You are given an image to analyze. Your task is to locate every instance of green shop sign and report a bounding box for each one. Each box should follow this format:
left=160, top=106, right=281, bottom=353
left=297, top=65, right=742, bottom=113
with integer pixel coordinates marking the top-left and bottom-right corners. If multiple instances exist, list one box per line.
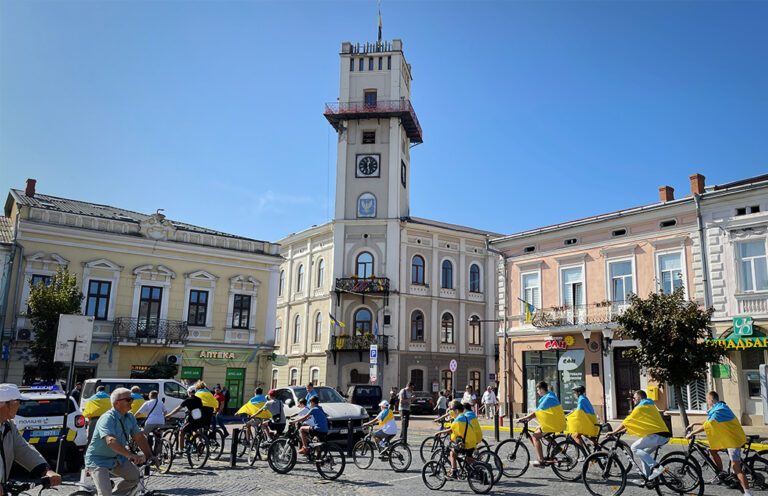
left=181, top=367, right=203, bottom=380
left=712, top=364, right=731, bottom=379
left=183, top=348, right=252, bottom=362
left=707, top=317, right=767, bottom=350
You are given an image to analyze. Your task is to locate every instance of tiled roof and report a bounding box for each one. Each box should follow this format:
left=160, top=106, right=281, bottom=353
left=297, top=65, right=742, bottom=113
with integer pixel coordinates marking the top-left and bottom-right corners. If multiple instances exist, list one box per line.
left=10, top=189, right=268, bottom=243
left=0, top=216, right=13, bottom=245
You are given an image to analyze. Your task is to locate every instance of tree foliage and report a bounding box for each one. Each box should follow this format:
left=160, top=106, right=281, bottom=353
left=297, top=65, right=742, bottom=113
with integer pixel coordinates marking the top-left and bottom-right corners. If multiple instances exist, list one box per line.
left=145, top=361, right=178, bottom=379
left=615, top=288, right=727, bottom=427
left=27, top=268, right=84, bottom=381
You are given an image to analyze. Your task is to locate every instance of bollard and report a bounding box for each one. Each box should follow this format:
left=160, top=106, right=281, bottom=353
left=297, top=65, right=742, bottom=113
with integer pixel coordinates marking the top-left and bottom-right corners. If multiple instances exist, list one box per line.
left=347, top=419, right=354, bottom=457
left=494, top=412, right=500, bottom=442
left=231, top=428, right=240, bottom=467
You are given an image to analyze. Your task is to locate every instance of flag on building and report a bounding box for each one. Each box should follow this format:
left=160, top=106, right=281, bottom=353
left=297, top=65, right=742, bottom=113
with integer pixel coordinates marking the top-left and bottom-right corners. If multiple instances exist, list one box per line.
left=377, top=5, right=382, bottom=42
left=374, top=320, right=379, bottom=337
left=518, top=297, right=535, bottom=323
left=330, top=314, right=345, bottom=328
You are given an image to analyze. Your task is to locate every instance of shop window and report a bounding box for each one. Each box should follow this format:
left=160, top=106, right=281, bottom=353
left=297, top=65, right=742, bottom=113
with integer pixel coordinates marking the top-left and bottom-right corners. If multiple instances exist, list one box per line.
left=523, top=349, right=585, bottom=413
left=743, top=349, right=765, bottom=398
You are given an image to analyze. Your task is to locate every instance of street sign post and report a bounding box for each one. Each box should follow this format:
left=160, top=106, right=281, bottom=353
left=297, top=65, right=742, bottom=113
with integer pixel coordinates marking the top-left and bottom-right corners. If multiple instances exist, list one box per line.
left=370, top=344, right=378, bottom=382
left=449, top=359, right=457, bottom=372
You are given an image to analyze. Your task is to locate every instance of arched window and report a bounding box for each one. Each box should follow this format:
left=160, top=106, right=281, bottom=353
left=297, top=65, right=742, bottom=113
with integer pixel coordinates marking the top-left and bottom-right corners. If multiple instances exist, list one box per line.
left=317, top=259, right=325, bottom=288
left=310, top=367, right=320, bottom=386
left=411, top=255, right=425, bottom=284
left=271, top=369, right=279, bottom=389
left=289, top=368, right=298, bottom=386
left=469, top=370, right=481, bottom=394
left=297, top=264, right=304, bottom=292
left=275, top=319, right=282, bottom=346
left=354, top=308, right=372, bottom=336
left=356, top=252, right=374, bottom=278
left=469, top=315, right=481, bottom=346
left=469, top=264, right=481, bottom=293
left=441, top=312, right=454, bottom=343
left=411, top=310, right=424, bottom=341
left=293, top=315, right=301, bottom=343
left=279, top=270, right=285, bottom=296
left=441, top=260, right=453, bottom=289
left=314, top=313, right=322, bottom=342
left=441, top=370, right=453, bottom=394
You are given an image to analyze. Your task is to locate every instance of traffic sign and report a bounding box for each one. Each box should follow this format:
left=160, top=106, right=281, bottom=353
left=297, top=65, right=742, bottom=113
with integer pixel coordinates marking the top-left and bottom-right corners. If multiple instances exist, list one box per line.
left=449, top=359, right=457, bottom=372
left=369, top=363, right=377, bottom=382
left=370, top=345, right=378, bottom=364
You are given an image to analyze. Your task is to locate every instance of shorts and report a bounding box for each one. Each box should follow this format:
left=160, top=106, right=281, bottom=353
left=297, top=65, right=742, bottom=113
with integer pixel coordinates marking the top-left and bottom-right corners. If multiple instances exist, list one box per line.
left=727, top=448, right=742, bottom=462
left=454, top=447, right=475, bottom=456
left=268, top=421, right=286, bottom=435
left=309, top=428, right=328, bottom=442
left=374, top=430, right=394, bottom=440
left=182, top=420, right=206, bottom=436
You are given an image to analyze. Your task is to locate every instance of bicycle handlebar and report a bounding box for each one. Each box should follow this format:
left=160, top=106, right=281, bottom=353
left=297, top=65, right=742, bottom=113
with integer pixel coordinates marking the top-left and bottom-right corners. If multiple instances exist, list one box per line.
left=2, top=477, right=50, bottom=494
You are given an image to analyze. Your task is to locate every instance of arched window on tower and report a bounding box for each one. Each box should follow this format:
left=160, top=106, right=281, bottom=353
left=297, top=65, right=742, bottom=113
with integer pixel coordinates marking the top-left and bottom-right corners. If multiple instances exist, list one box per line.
left=356, top=252, right=374, bottom=278
left=354, top=308, right=372, bottom=336
left=412, top=255, right=425, bottom=284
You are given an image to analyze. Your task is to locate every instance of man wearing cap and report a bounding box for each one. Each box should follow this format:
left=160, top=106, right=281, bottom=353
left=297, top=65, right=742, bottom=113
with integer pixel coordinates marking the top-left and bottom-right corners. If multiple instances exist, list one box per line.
left=165, top=386, right=205, bottom=452
left=212, top=386, right=227, bottom=438
left=84, top=387, right=156, bottom=496
left=0, top=384, right=62, bottom=493
left=252, top=390, right=285, bottom=443
left=363, top=400, right=397, bottom=449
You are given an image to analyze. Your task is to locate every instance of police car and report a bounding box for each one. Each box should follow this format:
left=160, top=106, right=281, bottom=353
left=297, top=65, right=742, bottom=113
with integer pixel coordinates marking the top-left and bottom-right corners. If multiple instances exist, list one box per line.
left=15, top=385, right=87, bottom=472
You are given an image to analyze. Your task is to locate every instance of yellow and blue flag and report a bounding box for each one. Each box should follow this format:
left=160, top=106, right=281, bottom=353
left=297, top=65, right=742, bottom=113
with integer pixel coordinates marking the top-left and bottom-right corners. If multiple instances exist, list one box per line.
left=535, top=391, right=566, bottom=433
left=130, top=392, right=146, bottom=418
left=704, top=402, right=746, bottom=450
left=622, top=398, right=669, bottom=437
left=195, top=389, right=219, bottom=410
left=83, top=391, right=111, bottom=418
left=329, top=314, right=345, bottom=328
left=464, top=410, right=484, bottom=442
left=566, top=395, right=599, bottom=437
left=235, top=394, right=271, bottom=418
left=518, top=298, right=535, bottom=323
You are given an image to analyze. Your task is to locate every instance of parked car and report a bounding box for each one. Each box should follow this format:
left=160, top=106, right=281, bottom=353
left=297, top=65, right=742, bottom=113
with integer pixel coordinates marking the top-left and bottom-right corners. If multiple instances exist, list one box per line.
left=16, top=386, right=87, bottom=472
left=346, top=385, right=382, bottom=417
left=80, top=378, right=188, bottom=419
left=410, top=391, right=435, bottom=415
left=275, top=386, right=368, bottom=441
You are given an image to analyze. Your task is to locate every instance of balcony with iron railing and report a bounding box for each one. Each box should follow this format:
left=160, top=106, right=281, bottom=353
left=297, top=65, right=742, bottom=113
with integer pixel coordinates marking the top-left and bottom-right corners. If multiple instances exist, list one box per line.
left=329, top=334, right=389, bottom=364
left=334, top=277, right=391, bottom=305
left=113, top=317, right=188, bottom=345
left=324, top=100, right=422, bottom=143
left=507, top=302, right=631, bottom=329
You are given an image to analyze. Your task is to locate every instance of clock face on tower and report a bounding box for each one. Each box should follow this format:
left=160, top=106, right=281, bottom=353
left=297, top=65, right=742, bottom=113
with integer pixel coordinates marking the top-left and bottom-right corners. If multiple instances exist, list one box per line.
left=356, top=154, right=380, bottom=178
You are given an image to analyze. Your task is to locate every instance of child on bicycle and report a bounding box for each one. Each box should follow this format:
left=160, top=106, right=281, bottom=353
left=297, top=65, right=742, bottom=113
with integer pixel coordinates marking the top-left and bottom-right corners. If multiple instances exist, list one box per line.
left=363, top=400, right=397, bottom=449
left=165, top=386, right=206, bottom=453
left=463, top=402, right=483, bottom=445
left=516, top=381, right=566, bottom=467
left=686, top=391, right=751, bottom=496
left=436, top=401, right=477, bottom=479
left=292, top=396, right=329, bottom=455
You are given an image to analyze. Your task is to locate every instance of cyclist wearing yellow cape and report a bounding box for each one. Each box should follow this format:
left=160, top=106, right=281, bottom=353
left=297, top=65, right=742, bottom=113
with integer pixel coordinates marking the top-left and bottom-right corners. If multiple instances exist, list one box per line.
left=608, top=390, right=670, bottom=485
left=566, top=385, right=598, bottom=453
left=687, top=391, right=751, bottom=496
left=517, top=381, right=566, bottom=467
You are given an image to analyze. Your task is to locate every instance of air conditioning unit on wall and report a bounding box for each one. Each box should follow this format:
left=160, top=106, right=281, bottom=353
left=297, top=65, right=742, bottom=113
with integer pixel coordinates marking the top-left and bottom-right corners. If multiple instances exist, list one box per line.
left=166, top=354, right=182, bottom=365
left=16, top=329, right=32, bottom=341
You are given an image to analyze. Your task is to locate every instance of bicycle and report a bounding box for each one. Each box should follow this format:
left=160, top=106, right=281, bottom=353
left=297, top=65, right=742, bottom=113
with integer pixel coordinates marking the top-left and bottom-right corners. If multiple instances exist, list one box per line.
left=246, top=417, right=278, bottom=466
left=232, top=416, right=257, bottom=459
left=160, top=420, right=210, bottom=469
left=266, top=423, right=346, bottom=480
left=69, top=461, right=166, bottom=496
left=421, top=440, right=494, bottom=494
left=204, top=423, right=227, bottom=461
left=420, top=419, right=490, bottom=463
left=127, top=427, right=174, bottom=475
left=1, top=477, right=50, bottom=496
left=353, top=425, right=412, bottom=472
left=494, top=417, right=583, bottom=481
left=582, top=431, right=704, bottom=496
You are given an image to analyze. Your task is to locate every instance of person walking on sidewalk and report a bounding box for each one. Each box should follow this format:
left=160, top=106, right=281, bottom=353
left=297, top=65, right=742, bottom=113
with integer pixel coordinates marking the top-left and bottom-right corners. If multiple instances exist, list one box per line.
left=398, top=382, right=414, bottom=444
left=481, top=386, right=497, bottom=419
left=434, top=390, right=448, bottom=419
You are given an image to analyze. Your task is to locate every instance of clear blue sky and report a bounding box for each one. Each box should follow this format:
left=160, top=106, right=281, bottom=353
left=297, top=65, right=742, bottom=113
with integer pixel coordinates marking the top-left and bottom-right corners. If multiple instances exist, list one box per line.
left=2, top=0, right=766, bottom=242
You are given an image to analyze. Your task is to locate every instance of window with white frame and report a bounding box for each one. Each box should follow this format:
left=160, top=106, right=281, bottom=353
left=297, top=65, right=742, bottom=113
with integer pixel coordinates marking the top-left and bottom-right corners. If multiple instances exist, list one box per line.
left=293, top=315, right=301, bottom=343
left=521, top=272, right=540, bottom=312
left=469, top=264, right=481, bottom=293
left=658, top=253, right=684, bottom=294
left=279, top=270, right=285, bottom=296
left=441, top=260, right=453, bottom=289
left=289, top=368, right=298, bottom=386
left=739, top=240, right=768, bottom=292
left=182, top=270, right=217, bottom=328
left=310, top=367, right=320, bottom=386
left=561, top=267, right=584, bottom=307
left=314, top=313, right=322, bottom=342
left=608, top=260, right=634, bottom=302
left=228, top=275, right=259, bottom=331
left=440, top=312, right=454, bottom=344
left=667, top=378, right=707, bottom=412
left=271, top=369, right=279, bottom=389
left=296, top=264, right=304, bottom=292
left=317, top=260, right=325, bottom=288
left=275, top=319, right=282, bottom=346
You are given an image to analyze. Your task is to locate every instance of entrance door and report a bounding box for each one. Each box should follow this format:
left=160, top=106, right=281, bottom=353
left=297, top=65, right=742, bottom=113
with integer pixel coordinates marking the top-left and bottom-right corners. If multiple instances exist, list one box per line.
left=225, top=368, right=245, bottom=415
left=613, top=347, right=640, bottom=418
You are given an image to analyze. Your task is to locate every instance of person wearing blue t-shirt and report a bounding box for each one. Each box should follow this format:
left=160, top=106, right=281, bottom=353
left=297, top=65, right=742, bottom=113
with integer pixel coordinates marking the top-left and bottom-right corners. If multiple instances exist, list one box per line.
left=305, top=382, right=318, bottom=403
left=292, top=396, right=328, bottom=455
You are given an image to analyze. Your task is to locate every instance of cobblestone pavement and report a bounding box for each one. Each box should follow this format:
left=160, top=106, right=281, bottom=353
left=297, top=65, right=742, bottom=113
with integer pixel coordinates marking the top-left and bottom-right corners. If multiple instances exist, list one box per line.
left=50, top=423, right=726, bottom=496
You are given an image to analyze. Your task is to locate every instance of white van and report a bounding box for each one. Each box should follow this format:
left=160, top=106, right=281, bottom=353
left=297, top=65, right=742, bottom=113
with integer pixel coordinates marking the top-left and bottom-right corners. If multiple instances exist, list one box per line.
left=80, top=378, right=188, bottom=420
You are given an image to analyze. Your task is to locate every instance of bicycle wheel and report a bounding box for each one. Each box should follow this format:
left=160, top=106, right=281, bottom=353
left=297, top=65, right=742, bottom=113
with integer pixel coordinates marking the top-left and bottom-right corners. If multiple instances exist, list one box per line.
left=746, top=455, right=768, bottom=491
left=315, top=443, right=346, bottom=480
left=552, top=437, right=587, bottom=482
left=495, top=438, right=530, bottom=478
left=267, top=438, right=297, bottom=474
left=582, top=451, right=626, bottom=496
left=420, top=435, right=441, bottom=463
left=247, top=436, right=261, bottom=466
left=388, top=441, right=412, bottom=472
left=235, top=427, right=250, bottom=458
left=475, top=449, right=503, bottom=484
left=467, top=462, right=494, bottom=494
left=353, top=439, right=375, bottom=469
left=478, top=438, right=490, bottom=452
left=208, top=429, right=226, bottom=460
left=422, top=460, right=447, bottom=490
left=654, top=456, right=703, bottom=496
left=187, top=432, right=210, bottom=469
left=155, top=438, right=174, bottom=474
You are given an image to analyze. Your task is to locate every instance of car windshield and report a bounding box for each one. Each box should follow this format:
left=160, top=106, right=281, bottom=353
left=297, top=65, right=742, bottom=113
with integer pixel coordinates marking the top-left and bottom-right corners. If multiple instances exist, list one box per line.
left=82, top=382, right=159, bottom=400
left=18, top=398, right=76, bottom=417
left=294, top=387, right=345, bottom=403
left=353, top=387, right=380, bottom=397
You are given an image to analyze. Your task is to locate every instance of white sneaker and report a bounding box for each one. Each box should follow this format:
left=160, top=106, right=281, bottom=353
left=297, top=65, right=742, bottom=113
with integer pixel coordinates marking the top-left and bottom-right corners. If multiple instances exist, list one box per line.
left=379, top=441, right=387, bottom=449
left=577, top=455, right=585, bottom=462
left=708, top=475, right=721, bottom=485
left=648, top=465, right=666, bottom=480
left=743, top=490, right=753, bottom=496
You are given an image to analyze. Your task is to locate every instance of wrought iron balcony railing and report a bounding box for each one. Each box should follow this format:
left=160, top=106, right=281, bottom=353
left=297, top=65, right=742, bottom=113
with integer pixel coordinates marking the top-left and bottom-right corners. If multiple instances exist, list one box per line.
left=324, top=100, right=422, bottom=143
left=335, top=277, right=390, bottom=294
left=113, top=317, right=188, bottom=345
left=329, top=334, right=389, bottom=364
left=506, top=302, right=630, bottom=329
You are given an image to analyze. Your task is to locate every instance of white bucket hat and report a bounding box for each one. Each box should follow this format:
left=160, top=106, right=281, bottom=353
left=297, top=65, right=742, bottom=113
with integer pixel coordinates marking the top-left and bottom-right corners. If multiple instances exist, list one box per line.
left=0, top=384, right=26, bottom=402
left=379, top=400, right=389, bottom=408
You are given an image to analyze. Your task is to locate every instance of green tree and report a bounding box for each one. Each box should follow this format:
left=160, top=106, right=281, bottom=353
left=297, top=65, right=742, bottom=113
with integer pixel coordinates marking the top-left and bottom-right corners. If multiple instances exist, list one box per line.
left=145, top=361, right=178, bottom=379
left=615, top=288, right=727, bottom=429
left=27, top=268, right=84, bottom=382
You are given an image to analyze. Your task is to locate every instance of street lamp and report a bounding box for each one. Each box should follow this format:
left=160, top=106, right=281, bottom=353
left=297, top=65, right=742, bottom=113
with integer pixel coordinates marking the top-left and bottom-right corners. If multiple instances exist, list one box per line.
left=581, top=329, right=592, bottom=343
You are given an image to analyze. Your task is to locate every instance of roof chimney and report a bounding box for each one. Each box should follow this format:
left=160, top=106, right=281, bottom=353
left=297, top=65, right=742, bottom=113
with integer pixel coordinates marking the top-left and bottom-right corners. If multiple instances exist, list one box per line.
left=25, top=179, right=36, bottom=197
left=689, top=173, right=705, bottom=195
left=659, top=185, right=674, bottom=202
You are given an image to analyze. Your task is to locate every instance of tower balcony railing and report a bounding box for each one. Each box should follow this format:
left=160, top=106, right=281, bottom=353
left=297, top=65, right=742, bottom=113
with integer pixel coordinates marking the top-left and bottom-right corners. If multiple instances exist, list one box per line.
left=329, top=334, right=389, bottom=364
left=504, top=302, right=631, bottom=329
left=335, top=276, right=390, bottom=294
left=113, top=317, right=189, bottom=345
left=324, top=100, right=423, bottom=143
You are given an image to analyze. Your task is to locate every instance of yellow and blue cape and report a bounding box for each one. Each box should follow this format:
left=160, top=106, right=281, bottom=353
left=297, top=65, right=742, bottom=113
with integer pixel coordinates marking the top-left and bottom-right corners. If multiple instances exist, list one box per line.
left=235, top=394, right=271, bottom=418
left=377, top=408, right=395, bottom=427
left=83, top=391, right=111, bottom=418
left=622, top=398, right=669, bottom=437
left=195, top=389, right=219, bottom=410
left=450, top=413, right=477, bottom=449
left=464, top=410, right=484, bottom=442
left=704, top=402, right=746, bottom=450
left=535, top=391, right=566, bottom=433
left=566, top=395, right=599, bottom=437
left=130, top=392, right=146, bottom=418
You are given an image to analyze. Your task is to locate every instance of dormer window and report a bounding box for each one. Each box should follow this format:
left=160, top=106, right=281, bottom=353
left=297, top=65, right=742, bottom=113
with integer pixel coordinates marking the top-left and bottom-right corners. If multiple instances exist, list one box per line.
left=659, top=219, right=677, bottom=229
left=611, top=228, right=627, bottom=237
left=564, top=238, right=578, bottom=246
left=523, top=246, right=536, bottom=254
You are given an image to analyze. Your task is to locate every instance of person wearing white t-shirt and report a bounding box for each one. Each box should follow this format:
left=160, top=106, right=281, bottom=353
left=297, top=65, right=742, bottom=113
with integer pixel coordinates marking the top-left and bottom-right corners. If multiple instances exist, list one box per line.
left=462, top=386, right=477, bottom=413
left=363, top=400, right=397, bottom=449
left=136, top=390, right=168, bottom=442
left=481, top=386, right=497, bottom=419
left=290, top=398, right=315, bottom=427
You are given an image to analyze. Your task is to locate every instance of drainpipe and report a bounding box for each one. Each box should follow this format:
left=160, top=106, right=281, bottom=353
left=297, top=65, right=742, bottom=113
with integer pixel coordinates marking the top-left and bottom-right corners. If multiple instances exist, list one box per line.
left=694, top=193, right=715, bottom=392
left=485, top=238, right=510, bottom=419
left=3, top=214, right=23, bottom=381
